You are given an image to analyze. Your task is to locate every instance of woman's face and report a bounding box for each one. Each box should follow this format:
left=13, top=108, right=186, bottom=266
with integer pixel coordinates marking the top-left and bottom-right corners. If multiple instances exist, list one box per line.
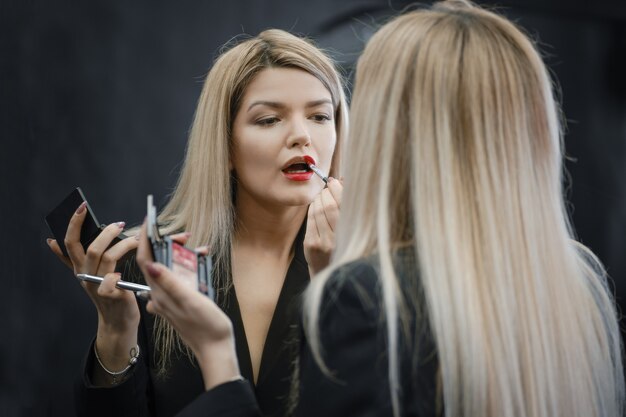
left=231, top=67, right=336, bottom=208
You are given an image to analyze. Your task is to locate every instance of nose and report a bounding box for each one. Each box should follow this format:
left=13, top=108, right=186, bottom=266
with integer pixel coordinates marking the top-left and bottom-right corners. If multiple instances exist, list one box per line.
left=286, top=118, right=311, bottom=149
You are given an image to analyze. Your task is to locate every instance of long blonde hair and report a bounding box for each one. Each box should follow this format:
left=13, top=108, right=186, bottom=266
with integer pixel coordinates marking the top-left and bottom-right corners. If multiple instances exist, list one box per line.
left=305, top=2, right=624, bottom=416
left=153, top=29, right=348, bottom=373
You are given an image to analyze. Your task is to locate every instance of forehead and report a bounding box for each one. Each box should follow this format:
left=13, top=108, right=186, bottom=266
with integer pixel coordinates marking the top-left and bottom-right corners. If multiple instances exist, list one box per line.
left=241, top=67, right=332, bottom=105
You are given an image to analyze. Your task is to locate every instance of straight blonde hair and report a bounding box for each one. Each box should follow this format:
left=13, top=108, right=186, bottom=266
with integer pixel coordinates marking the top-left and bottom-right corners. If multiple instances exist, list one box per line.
left=305, top=2, right=624, bottom=416
left=153, top=29, right=348, bottom=374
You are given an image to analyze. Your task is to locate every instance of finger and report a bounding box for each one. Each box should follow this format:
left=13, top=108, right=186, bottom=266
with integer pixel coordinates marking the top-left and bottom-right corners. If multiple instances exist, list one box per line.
left=136, top=221, right=153, bottom=267
left=64, top=202, right=88, bottom=267
left=326, top=177, right=343, bottom=206
left=195, top=246, right=210, bottom=256
left=305, top=199, right=320, bottom=242
left=138, top=263, right=185, bottom=316
left=313, top=196, right=334, bottom=248
left=84, top=221, right=126, bottom=273
left=97, top=272, right=123, bottom=298
left=141, top=262, right=191, bottom=305
left=319, top=189, right=339, bottom=232
left=97, top=236, right=139, bottom=275
left=79, top=278, right=101, bottom=296
left=47, top=238, right=75, bottom=270
left=170, top=232, right=191, bottom=245
left=312, top=197, right=324, bottom=237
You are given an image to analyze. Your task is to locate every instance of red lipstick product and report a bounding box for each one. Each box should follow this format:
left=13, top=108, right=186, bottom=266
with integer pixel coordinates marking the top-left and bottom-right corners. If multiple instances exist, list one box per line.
left=303, top=155, right=328, bottom=184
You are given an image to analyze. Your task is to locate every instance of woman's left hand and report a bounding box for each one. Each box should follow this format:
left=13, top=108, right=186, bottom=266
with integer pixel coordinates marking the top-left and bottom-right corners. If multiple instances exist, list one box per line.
left=304, top=177, right=343, bottom=277
left=135, top=221, right=241, bottom=390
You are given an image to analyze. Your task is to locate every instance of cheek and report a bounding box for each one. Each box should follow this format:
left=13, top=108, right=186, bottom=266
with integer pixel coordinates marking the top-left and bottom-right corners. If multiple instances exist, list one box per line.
left=319, top=130, right=337, bottom=169
left=232, top=131, right=277, bottom=179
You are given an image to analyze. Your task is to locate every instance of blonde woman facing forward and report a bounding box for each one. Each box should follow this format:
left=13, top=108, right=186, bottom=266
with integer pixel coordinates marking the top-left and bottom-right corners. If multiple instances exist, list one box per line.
left=48, top=29, right=347, bottom=417
left=133, top=1, right=624, bottom=416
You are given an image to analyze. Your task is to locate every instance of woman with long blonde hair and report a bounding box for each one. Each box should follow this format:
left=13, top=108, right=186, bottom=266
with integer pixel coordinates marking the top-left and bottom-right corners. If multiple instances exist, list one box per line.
left=49, top=29, right=347, bottom=417
left=132, top=1, right=624, bottom=416
left=302, top=1, right=624, bottom=416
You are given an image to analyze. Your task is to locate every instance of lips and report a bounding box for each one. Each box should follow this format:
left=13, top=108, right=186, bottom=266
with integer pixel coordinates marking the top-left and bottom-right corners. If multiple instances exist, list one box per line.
left=282, top=156, right=315, bottom=181
left=282, top=162, right=310, bottom=173
left=281, top=156, right=315, bottom=171
left=303, top=155, right=315, bottom=166
left=283, top=171, right=314, bottom=181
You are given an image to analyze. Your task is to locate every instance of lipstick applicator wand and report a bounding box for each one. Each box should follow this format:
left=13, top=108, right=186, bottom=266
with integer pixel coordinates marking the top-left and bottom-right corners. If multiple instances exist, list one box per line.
left=303, top=155, right=328, bottom=184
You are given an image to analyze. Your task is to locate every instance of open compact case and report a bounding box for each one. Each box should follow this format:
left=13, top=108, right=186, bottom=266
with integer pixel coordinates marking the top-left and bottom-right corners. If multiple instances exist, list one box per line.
left=147, top=195, right=214, bottom=300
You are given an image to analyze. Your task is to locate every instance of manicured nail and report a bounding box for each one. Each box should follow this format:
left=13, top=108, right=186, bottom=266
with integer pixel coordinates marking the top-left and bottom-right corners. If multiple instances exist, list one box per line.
left=115, top=221, right=126, bottom=229
left=136, top=290, right=151, bottom=301
left=76, top=202, right=87, bottom=214
left=146, top=262, right=161, bottom=278
left=46, top=238, right=53, bottom=245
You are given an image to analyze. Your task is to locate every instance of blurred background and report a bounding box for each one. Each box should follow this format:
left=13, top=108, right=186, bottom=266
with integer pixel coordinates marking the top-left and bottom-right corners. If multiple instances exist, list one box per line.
left=1, top=0, right=625, bottom=415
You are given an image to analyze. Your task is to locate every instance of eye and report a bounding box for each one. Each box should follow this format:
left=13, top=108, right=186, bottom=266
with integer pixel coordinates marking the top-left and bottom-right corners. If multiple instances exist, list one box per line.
left=256, top=116, right=280, bottom=126
left=311, top=114, right=332, bottom=123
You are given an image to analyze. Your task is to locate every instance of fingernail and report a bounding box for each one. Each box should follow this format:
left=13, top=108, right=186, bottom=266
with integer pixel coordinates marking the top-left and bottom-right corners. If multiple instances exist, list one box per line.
left=115, top=221, right=126, bottom=229
left=136, top=291, right=151, bottom=301
left=327, top=176, right=335, bottom=182
left=46, top=238, right=53, bottom=245
left=134, top=234, right=140, bottom=241
left=146, top=262, right=161, bottom=278
left=76, top=202, right=87, bottom=214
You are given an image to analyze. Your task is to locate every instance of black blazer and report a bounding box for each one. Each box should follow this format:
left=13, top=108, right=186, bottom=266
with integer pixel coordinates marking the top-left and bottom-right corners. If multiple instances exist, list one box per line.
left=74, top=226, right=310, bottom=417
left=176, top=248, right=441, bottom=417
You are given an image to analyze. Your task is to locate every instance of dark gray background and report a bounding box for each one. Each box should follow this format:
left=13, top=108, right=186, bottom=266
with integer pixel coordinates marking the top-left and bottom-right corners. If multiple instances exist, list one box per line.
left=1, top=1, right=625, bottom=416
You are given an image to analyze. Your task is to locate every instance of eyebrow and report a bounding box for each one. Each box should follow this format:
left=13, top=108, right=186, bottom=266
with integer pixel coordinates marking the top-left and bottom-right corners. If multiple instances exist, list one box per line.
left=247, top=98, right=333, bottom=112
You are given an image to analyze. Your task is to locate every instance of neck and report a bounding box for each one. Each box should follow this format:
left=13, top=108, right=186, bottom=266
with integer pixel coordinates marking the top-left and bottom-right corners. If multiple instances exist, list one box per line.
left=234, top=192, right=307, bottom=257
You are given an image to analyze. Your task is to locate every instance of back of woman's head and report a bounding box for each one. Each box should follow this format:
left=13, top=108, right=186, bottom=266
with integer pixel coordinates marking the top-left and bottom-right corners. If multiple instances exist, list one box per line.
left=306, top=1, right=624, bottom=416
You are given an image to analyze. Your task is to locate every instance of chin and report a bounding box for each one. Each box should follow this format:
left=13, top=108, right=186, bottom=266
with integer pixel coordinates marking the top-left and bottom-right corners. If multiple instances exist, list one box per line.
left=279, top=194, right=315, bottom=207
left=276, top=187, right=319, bottom=207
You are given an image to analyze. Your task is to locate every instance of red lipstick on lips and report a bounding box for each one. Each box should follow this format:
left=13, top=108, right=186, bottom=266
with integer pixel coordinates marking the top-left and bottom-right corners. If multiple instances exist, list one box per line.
left=284, top=171, right=314, bottom=181
left=282, top=158, right=314, bottom=181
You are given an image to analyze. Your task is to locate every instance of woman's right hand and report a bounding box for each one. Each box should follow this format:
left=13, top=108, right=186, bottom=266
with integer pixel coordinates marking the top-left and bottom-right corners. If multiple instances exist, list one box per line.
left=304, top=177, right=343, bottom=277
